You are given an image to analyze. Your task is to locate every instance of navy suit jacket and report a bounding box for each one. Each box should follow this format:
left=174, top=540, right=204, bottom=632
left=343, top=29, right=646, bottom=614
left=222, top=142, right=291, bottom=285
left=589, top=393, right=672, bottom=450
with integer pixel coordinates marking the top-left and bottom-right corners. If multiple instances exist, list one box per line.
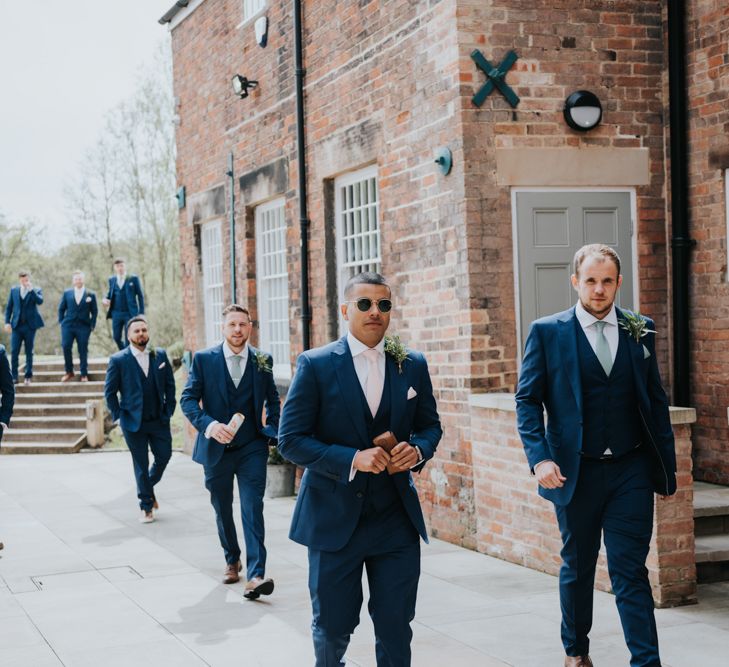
left=180, top=343, right=280, bottom=468
left=104, top=347, right=176, bottom=433
left=515, top=306, right=676, bottom=506
left=5, top=286, right=44, bottom=330
left=278, top=336, right=442, bottom=552
left=0, top=345, right=14, bottom=427
left=58, top=289, right=98, bottom=329
left=105, top=275, right=144, bottom=319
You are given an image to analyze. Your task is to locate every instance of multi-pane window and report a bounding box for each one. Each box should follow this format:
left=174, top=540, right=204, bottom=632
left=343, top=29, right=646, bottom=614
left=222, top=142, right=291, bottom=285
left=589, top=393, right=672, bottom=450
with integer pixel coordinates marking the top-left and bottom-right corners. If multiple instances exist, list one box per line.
left=335, top=166, right=381, bottom=329
left=255, top=199, right=291, bottom=378
left=201, top=220, right=225, bottom=348
left=243, top=0, right=266, bottom=22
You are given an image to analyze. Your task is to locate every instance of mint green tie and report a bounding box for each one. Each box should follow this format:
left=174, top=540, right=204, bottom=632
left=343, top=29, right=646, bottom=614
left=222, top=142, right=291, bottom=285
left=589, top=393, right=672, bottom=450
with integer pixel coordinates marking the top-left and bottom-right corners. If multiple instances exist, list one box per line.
left=230, top=355, right=242, bottom=388
left=594, top=321, right=613, bottom=377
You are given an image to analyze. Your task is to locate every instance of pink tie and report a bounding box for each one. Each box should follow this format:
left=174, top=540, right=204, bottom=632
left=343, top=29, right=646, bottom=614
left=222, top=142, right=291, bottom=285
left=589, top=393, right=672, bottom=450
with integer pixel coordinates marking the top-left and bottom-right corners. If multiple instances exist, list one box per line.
left=364, top=348, right=383, bottom=417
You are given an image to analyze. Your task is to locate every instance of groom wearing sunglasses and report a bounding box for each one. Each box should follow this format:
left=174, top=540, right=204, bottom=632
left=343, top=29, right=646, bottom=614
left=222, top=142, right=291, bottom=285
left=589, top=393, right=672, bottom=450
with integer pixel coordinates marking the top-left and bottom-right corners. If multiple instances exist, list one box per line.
left=279, top=271, right=442, bottom=666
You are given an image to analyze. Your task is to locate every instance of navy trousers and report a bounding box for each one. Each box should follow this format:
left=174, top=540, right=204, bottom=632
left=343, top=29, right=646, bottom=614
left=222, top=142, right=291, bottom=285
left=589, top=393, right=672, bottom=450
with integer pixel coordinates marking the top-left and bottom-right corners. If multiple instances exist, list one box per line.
left=555, top=450, right=660, bottom=667
left=10, top=324, right=37, bottom=380
left=61, top=324, right=91, bottom=376
left=122, top=420, right=172, bottom=511
left=111, top=313, right=130, bottom=350
left=204, top=440, right=268, bottom=580
left=308, top=500, right=420, bottom=667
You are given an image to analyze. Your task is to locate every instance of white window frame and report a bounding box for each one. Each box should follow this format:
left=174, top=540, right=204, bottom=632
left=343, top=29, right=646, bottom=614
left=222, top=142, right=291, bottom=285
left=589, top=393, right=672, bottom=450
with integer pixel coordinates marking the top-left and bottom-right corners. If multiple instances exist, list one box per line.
left=334, top=165, right=381, bottom=333
left=241, top=0, right=266, bottom=24
left=201, top=220, right=225, bottom=348
left=255, top=198, right=291, bottom=379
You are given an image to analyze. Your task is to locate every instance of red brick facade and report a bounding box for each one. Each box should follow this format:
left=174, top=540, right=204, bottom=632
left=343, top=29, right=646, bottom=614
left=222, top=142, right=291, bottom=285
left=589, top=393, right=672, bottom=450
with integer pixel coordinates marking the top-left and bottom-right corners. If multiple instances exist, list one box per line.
left=165, top=0, right=722, bottom=601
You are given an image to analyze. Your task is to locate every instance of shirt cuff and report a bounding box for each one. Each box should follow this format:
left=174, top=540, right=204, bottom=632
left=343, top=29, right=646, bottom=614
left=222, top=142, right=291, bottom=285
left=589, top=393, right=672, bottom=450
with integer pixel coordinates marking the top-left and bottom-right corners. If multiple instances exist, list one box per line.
left=533, top=459, right=552, bottom=473
left=348, top=452, right=358, bottom=482
left=0, top=422, right=7, bottom=433
left=204, top=420, right=220, bottom=439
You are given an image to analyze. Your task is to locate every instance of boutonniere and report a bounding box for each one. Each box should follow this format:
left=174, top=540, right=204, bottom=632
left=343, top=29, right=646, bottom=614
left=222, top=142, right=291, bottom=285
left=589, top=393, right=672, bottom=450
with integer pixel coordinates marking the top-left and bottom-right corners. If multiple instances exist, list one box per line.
left=619, top=311, right=655, bottom=343
left=384, top=334, right=409, bottom=374
left=254, top=351, right=273, bottom=373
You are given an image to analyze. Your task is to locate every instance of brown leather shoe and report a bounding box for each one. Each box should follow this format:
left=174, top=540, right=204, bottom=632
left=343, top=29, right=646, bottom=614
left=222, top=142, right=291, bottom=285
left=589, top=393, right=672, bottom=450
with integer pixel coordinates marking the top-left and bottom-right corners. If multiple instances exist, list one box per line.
left=152, top=495, right=159, bottom=510
left=565, top=656, right=593, bottom=667
left=223, top=561, right=242, bottom=584
left=80, top=376, right=89, bottom=382
left=243, top=576, right=274, bottom=600
left=0, top=541, right=4, bottom=550
left=61, top=372, right=75, bottom=382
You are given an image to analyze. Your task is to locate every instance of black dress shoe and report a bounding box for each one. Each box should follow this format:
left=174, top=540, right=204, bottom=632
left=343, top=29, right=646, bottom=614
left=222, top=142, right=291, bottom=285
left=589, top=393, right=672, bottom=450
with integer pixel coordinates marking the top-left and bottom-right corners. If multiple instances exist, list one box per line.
left=243, top=576, right=274, bottom=599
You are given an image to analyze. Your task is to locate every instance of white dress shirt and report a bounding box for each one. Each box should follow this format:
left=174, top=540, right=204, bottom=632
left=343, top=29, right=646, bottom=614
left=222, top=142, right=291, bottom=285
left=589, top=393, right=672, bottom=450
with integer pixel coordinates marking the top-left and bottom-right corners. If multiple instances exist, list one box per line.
left=575, top=301, right=619, bottom=364
left=348, top=332, right=386, bottom=399
left=20, top=286, right=27, bottom=299
left=74, top=286, right=84, bottom=305
left=204, top=341, right=249, bottom=439
left=117, top=274, right=126, bottom=289
left=130, top=345, right=150, bottom=376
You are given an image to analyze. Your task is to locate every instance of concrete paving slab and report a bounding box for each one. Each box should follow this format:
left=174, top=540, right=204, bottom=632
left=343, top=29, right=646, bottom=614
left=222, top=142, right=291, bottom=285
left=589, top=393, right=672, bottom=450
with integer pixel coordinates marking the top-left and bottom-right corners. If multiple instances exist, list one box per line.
left=0, top=452, right=727, bottom=666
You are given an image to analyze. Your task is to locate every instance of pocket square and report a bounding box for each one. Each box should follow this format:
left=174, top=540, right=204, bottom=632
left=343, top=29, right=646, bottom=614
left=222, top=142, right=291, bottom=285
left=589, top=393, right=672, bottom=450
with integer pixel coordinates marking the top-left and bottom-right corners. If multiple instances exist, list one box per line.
left=158, top=362, right=166, bottom=369
left=85, top=296, right=92, bottom=303
left=642, top=345, right=651, bottom=360
left=407, top=386, right=417, bottom=400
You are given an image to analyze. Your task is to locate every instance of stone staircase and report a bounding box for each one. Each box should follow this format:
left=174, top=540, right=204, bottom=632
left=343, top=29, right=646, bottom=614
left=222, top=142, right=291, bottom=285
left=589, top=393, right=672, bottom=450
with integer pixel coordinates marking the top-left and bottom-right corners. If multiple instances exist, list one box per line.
left=694, top=481, right=729, bottom=582
left=2, top=358, right=108, bottom=454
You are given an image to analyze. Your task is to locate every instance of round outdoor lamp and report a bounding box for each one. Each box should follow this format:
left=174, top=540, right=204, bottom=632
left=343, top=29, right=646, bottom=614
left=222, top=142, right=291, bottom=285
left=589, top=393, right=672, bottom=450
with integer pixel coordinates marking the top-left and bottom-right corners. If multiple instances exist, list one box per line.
left=563, top=90, right=602, bottom=131
left=232, top=74, right=258, bottom=99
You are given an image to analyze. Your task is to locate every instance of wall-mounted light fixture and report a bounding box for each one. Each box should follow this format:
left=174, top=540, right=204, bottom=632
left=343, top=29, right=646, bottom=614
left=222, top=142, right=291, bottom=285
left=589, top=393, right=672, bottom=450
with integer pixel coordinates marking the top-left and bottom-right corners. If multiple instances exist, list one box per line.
left=232, top=74, right=258, bottom=99
left=563, top=90, right=602, bottom=131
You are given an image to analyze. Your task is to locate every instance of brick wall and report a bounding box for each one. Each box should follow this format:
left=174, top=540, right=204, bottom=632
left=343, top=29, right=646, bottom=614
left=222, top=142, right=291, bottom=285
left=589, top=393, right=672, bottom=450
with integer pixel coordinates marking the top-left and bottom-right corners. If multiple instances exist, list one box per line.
left=685, top=1, right=729, bottom=483
left=470, top=397, right=697, bottom=608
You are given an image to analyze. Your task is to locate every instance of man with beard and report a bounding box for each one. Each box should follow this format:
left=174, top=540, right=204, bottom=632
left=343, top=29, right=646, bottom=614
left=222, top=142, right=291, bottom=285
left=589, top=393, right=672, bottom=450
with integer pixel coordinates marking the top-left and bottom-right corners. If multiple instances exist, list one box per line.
left=58, top=271, right=98, bottom=382
left=181, top=304, right=280, bottom=599
left=105, top=315, right=176, bottom=523
left=4, top=270, right=44, bottom=385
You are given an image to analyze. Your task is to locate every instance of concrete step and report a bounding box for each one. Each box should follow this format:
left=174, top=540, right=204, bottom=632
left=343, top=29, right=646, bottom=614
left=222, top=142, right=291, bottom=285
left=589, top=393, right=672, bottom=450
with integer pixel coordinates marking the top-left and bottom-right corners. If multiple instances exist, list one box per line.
left=0, top=437, right=86, bottom=455
left=3, top=428, right=86, bottom=443
left=15, top=381, right=105, bottom=395
left=10, top=403, right=88, bottom=417
left=22, top=371, right=106, bottom=383
left=25, top=359, right=108, bottom=373
left=10, top=416, right=87, bottom=430
left=694, top=481, right=729, bottom=536
left=695, top=534, right=729, bottom=583
left=10, top=392, right=103, bottom=405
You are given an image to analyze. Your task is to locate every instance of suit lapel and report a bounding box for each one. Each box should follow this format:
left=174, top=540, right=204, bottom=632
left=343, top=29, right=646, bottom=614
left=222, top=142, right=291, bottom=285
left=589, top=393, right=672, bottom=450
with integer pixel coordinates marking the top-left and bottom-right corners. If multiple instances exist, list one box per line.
left=557, top=309, right=583, bottom=414
left=215, top=345, right=231, bottom=413
left=616, top=308, right=649, bottom=405
left=387, top=353, right=408, bottom=433
left=125, top=347, right=142, bottom=391
left=249, top=346, right=262, bottom=427
left=332, top=338, right=370, bottom=448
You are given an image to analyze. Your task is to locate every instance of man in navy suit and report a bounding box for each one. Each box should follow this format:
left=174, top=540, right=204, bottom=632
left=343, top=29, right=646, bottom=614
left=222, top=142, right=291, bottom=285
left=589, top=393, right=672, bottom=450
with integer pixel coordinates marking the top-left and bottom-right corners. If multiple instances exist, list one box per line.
left=181, top=304, right=280, bottom=598
left=4, top=271, right=44, bottom=384
left=102, top=258, right=145, bottom=350
left=516, top=244, right=676, bottom=667
left=0, top=343, right=15, bottom=550
left=58, top=271, right=98, bottom=382
left=105, top=315, right=176, bottom=523
left=278, top=272, right=442, bottom=667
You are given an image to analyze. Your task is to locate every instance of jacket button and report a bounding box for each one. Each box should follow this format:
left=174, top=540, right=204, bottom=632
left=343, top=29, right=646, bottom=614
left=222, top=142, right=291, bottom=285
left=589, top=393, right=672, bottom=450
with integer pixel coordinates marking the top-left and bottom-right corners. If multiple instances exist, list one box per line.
left=356, top=492, right=364, bottom=499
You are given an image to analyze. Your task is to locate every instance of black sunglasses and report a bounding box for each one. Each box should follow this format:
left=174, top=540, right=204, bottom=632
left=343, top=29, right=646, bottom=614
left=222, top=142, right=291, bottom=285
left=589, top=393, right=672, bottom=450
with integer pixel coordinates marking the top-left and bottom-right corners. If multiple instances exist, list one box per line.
left=347, top=298, right=392, bottom=313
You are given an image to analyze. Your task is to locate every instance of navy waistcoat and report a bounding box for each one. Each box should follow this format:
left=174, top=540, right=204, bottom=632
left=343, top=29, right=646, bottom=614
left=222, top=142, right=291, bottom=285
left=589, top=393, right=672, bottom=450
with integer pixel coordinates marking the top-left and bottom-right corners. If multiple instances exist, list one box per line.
left=224, top=360, right=258, bottom=447
left=577, top=322, right=642, bottom=458
left=18, top=293, right=32, bottom=326
left=358, top=368, right=401, bottom=517
left=112, top=281, right=130, bottom=315
left=137, top=360, right=161, bottom=423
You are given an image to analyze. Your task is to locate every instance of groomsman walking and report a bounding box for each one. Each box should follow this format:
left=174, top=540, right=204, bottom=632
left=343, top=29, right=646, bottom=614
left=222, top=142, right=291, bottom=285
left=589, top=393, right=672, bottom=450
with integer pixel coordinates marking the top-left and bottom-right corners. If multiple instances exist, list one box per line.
left=58, top=271, right=98, bottom=382
left=102, top=258, right=145, bottom=350
left=181, top=304, right=280, bottom=599
left=516, top=244, right=676, bottom=667
left=278, top=272, right=442, bottom=666
left=105, top=315, right=176, bottom=523
left=4, top=271, right=44, bottom=384
left=0, top=343, right=15, bottom=551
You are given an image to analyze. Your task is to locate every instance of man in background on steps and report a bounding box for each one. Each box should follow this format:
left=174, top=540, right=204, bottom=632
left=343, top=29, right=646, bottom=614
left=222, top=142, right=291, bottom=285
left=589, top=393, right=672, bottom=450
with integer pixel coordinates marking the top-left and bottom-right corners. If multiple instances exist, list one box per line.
left=4, top=270, right=44, bottom=385
left=58, top=271, right=98, bottom=382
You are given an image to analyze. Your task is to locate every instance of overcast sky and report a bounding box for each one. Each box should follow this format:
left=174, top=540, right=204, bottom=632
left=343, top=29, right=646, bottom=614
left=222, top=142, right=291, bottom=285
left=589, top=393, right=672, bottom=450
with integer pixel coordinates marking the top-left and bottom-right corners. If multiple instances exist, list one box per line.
left=0, top=0, right=174, bottom=246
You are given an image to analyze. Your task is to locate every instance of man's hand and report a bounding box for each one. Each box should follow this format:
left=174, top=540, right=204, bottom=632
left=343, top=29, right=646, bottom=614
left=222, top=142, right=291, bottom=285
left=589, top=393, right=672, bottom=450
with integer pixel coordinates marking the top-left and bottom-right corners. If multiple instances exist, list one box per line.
left=387, top=442, right=419, bottom=472
left=102, top=298, right=111, bottom=308
left=3, top=324, right=10, bottom=333
left=353, top=447, right=390, bottom=474
left=535, top=460, right=566, bottom=489
left=210, top=423, right=236, bottom=444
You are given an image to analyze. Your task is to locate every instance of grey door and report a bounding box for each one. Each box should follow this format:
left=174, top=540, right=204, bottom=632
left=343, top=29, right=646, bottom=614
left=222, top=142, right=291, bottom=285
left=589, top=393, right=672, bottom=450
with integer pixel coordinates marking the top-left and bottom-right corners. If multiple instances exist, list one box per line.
left=515, top=191, right=633, bottom=348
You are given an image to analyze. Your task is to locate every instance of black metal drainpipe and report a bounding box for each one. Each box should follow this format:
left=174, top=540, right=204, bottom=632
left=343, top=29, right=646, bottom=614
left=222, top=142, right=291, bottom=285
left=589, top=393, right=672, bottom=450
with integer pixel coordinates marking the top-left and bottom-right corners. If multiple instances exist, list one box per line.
left=294, top=0, right=311, bottom=350
left=227, top=152, right=237, bottom=302
left=667, top=0, right=694, bottom=407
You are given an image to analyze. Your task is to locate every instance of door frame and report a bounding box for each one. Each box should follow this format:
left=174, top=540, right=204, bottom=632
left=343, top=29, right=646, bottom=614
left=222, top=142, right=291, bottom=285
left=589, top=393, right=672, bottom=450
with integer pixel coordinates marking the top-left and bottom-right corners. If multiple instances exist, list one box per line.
left=510, top=187, right=639, bottom=366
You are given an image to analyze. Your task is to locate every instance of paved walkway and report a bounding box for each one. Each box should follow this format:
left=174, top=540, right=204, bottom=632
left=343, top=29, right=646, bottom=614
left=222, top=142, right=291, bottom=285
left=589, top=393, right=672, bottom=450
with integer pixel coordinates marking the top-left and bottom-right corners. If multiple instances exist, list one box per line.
left=0, top=452, right=727, bottom=667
